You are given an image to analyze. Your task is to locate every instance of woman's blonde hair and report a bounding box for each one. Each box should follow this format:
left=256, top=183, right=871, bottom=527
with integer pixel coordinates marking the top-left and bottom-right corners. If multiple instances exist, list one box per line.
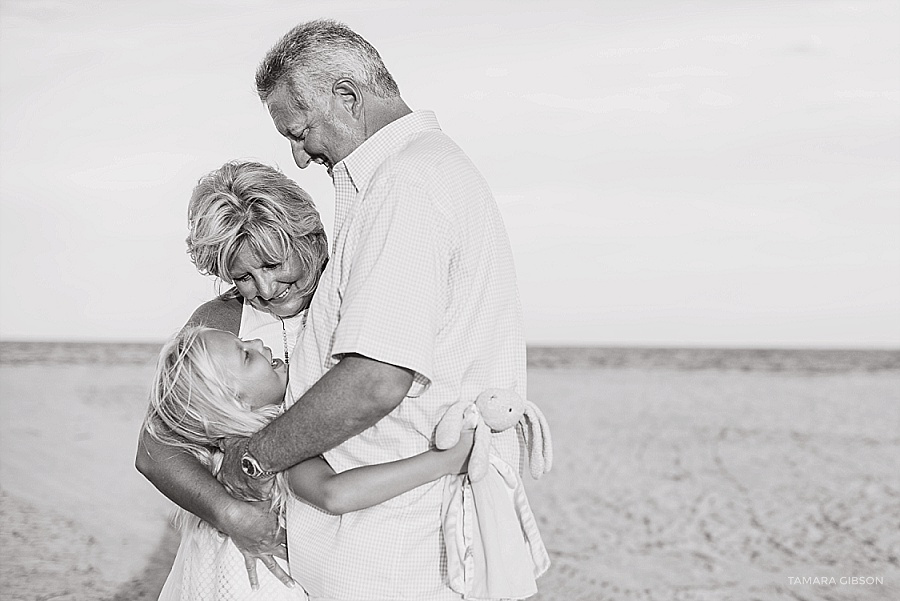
left=186, top=160, right=328, bottom=298
left=144, top=325, right=289, bottom=512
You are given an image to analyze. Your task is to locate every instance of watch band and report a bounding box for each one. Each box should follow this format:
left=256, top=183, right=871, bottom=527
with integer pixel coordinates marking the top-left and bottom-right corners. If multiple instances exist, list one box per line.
left=239, top=439, right=275, bottom=479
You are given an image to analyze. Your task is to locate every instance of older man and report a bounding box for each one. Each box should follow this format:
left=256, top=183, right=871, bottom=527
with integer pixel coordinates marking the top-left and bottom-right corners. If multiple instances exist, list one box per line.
left=143, top=19, right=537, bottom=601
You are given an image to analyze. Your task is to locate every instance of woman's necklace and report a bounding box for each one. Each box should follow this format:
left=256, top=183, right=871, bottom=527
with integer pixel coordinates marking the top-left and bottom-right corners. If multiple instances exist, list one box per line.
left=278, top=310, right=308, bottom=369
left=279, top=317, right=290, bottom=367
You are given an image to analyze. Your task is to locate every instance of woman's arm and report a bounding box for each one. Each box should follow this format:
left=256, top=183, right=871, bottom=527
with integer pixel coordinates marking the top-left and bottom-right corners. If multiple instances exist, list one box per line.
left=286, top=429, right=474, bottom=515
left=136, top=430, right=254, bottom=529
left=136, top=294, right=246, bottom=524
left=184, top=293, right=243, bottom=331
left=136, top=402, right=292, bottom=587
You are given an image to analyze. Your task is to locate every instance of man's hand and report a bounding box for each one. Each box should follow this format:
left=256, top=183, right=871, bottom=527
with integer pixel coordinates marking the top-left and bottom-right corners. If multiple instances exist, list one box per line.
left=218, top=437, right=274, bottom=502
left=221, top=497, right=294, bottom=589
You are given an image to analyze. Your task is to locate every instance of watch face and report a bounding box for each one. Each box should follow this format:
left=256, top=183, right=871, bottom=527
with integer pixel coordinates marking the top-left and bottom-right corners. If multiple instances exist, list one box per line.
left=241, top=456, right=257, bottom=477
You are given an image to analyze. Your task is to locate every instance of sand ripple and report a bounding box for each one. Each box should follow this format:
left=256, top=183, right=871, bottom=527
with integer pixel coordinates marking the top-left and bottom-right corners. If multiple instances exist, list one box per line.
left=525, top=368, right=900, bottom=600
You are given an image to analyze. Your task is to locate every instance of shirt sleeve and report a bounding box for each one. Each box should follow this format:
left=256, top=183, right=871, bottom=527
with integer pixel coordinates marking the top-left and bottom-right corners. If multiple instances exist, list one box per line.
left=331, top=173, right=451, bottom=395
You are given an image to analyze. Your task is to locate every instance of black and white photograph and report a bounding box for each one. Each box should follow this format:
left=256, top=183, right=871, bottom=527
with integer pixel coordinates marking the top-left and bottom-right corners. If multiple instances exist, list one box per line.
left=1, top=1, right=898, bottom=600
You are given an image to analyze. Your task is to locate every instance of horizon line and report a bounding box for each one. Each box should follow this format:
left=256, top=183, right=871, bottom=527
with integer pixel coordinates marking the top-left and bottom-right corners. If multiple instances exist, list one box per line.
left=1, top=338, right=898, bottom=352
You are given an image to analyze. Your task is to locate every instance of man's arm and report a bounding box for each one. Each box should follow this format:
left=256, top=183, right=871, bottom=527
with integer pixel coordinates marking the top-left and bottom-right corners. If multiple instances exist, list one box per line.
left=218, top=353, right=414, bottom=498
left=257, top=354, right=413, bottom=470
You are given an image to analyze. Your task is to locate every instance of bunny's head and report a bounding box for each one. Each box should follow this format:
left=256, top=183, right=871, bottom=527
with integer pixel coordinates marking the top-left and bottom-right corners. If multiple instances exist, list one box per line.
left=475, top=388, right=525, bottom=431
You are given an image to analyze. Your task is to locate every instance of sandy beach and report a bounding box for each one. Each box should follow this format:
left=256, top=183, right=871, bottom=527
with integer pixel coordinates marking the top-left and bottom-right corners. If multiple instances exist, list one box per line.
left=1, top=347, right=898, bottom=600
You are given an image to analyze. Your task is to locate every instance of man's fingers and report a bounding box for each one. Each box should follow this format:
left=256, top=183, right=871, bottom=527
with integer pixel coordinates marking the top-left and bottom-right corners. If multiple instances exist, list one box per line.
left=242, top=551, right=260, bottom=591
left=260, top=555, right=295, bottom=588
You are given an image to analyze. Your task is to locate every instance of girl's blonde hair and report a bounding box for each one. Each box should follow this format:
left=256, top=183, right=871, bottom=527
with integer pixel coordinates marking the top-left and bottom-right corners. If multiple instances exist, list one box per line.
left=144, top=325, right=289, bottom=513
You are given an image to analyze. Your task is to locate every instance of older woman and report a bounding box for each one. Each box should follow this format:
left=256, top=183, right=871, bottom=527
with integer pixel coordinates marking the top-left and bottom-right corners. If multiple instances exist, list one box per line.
left=136, top=160, right=328, bottom=588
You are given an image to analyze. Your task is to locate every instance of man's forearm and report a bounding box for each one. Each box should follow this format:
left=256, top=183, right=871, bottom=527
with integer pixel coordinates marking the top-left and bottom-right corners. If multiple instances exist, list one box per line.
left=136, top=429, right=235, bottom=530
left=249, top=354, right=414, bottom=472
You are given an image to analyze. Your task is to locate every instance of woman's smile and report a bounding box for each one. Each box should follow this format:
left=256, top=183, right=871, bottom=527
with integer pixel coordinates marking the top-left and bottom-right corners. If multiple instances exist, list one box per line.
left=269, top=286, right=294, bottom=303
left=229, top=247, right=313, bottom=318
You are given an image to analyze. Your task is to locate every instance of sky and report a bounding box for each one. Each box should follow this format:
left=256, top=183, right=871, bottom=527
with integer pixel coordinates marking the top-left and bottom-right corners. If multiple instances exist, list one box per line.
left=1, top=0, right=898, bottom=347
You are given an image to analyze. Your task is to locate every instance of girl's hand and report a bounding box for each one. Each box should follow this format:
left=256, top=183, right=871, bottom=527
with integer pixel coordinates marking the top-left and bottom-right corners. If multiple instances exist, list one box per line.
left=442, top=427, right=475, bottom=475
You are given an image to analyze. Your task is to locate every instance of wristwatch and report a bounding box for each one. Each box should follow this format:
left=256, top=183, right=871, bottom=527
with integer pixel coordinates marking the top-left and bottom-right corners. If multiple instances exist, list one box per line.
left=239, top=440, right=275, bottom=479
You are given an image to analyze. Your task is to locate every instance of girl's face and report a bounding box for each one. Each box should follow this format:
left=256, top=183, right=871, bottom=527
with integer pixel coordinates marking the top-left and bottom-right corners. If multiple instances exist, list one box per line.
left=202, top=330, right=288, bottom=410
left=229, top=246, right=313, bottom=319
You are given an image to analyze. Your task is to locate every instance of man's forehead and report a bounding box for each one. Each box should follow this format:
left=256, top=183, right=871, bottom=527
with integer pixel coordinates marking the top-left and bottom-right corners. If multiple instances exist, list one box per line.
left=267, top=84, right=305, bottom=123
left=267, top=98, right=298, bottom=128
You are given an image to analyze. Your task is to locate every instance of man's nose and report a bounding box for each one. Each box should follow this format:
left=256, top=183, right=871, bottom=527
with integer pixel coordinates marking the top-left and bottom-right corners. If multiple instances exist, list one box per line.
left=291, top=141, right=310, bottom=169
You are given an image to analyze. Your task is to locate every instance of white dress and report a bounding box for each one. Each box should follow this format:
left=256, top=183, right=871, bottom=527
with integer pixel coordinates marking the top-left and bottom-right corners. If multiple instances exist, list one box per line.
left=157, top=302, right=308, bottom=601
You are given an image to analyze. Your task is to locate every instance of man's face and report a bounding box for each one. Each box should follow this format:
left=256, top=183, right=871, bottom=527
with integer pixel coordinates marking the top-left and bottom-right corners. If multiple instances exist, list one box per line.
left=266, top=82, right=362, bottom=173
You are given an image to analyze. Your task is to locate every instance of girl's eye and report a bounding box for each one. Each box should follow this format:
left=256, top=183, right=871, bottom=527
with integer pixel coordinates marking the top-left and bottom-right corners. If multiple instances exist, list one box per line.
left=263, top=263, right=281, bottom=271
left=234, top=274, right=251, bottom=282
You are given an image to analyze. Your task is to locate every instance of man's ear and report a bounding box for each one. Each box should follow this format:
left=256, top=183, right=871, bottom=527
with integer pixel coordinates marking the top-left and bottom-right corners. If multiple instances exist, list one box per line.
left=332, top=78, right=363, bottom=119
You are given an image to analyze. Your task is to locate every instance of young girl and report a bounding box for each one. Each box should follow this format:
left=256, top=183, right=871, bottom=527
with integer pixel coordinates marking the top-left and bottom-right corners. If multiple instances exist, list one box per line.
left=144, top=325, right=473, bottom=601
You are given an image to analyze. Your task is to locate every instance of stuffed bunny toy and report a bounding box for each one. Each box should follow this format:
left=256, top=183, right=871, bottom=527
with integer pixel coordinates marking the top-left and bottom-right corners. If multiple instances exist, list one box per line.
left=435, top=388, right=552, bottom=481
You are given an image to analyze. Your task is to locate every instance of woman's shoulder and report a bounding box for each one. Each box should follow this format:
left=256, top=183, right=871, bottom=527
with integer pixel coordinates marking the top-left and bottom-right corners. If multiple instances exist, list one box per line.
left=185, top=290, right=243, bottom=335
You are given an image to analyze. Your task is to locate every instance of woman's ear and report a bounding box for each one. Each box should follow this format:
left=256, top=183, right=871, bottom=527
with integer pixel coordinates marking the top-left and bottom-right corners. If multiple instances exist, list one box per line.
left=332, top=78, right=364, bottom=119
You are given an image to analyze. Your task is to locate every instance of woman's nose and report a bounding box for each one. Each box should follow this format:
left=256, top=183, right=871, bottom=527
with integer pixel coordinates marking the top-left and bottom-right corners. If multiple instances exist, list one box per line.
left=255, top=275, right=278, bottom=299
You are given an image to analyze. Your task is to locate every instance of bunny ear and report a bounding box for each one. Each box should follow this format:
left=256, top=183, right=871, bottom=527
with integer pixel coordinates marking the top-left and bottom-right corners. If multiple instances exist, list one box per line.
left=524, top=401, right=553, bottom=479
left=435, top=399, right=470, bottom=450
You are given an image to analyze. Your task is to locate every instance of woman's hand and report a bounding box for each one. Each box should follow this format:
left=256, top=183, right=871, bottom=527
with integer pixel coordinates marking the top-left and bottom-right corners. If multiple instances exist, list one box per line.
left=219, top=497, right=294, bottom=590
left=216, top=438, right=294, bottom=589
left=441, top=427, right=476, bottom=476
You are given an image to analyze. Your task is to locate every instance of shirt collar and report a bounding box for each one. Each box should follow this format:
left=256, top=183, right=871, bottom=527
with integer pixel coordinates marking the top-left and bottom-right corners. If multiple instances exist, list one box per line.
left=338, top=110, right=440, bottom=193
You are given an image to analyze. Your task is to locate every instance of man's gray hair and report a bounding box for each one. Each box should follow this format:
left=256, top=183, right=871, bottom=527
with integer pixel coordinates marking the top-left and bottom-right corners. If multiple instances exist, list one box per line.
left=256, top=19, right=400, bottom=107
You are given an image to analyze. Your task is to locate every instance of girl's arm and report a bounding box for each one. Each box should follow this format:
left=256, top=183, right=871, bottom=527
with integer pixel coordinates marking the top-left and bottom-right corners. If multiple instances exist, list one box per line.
left=286, top=429, right=474, bottom=515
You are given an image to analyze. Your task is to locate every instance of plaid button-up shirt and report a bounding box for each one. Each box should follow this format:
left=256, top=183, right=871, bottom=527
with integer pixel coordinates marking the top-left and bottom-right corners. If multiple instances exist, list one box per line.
left=285, top=111, right=528, bottom=601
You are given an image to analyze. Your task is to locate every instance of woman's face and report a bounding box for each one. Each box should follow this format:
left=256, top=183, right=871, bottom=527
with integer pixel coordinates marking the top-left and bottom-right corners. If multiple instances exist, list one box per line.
left=201, top=330, right=287, bottom=410
left=229, top=246, right=313, bottom=319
